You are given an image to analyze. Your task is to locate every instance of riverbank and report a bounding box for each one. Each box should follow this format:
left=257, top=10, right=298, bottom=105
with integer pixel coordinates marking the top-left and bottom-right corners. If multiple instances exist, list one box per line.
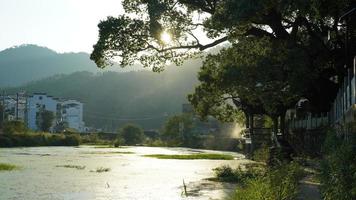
left=0, top=132, right=81, bottom=147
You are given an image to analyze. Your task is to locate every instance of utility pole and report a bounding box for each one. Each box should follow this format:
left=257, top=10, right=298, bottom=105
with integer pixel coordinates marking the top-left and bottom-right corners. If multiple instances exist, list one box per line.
left=16, top=93, right=19, bottom=120
left=2, top=90, right=5, bottom=123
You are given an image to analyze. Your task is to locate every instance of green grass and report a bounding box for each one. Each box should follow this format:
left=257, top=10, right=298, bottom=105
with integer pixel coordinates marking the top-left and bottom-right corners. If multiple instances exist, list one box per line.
left=0, top=163, right=18, bottom=171
left=56, top=165, right=86, bottom=170
left=83, top=151, right=134, bottom=154
left=143, top=153, right=235, bottom=160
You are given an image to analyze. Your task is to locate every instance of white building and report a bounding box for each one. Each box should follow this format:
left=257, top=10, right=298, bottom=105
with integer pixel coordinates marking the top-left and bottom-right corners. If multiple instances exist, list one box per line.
left=27, top=93, right=58, bottom=131
left=26, top=93, right=85, bottom=132
left=59, top=100, right=85, bottom=132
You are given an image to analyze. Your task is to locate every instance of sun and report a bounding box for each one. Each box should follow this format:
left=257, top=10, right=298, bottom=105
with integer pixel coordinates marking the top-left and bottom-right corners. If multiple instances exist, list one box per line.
left=160, top=31, right=172, bottom=45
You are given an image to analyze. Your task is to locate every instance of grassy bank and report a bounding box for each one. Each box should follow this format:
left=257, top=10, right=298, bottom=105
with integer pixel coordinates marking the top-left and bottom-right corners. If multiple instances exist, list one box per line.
left=0, top=132, right=81, bottom=147
left=211, top=162, right=305, bottom=200
left=143, top=153, right=234, bottom=160
left=0, top=163, right=18, bottom=171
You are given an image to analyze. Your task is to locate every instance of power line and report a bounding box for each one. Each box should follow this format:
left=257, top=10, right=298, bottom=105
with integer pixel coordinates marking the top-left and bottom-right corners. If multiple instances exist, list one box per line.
left=84, top=113, right=169, bottom=121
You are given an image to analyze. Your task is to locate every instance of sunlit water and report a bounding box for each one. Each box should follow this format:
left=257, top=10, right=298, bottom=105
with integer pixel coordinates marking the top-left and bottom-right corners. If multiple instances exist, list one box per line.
left=0, top=146, right=250, bottom=200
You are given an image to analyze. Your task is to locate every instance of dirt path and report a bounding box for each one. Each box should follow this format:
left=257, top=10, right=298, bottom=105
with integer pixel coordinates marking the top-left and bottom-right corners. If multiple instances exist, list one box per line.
left=297, top=173, right=322, bottom=200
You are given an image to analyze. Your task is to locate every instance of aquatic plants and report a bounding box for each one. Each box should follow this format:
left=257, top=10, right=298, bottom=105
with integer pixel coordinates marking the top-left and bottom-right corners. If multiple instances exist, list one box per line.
left=56, top=165, right=86, bottom=170
left=0, top=163, right=18, bottom=171
left=143, top=153, right=234, bottom=160
left=91, top=167, right=111, bottom=173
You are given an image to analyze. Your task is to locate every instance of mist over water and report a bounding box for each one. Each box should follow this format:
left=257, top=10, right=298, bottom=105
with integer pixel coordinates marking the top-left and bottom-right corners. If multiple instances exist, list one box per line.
left=229, top=123, right=244, bottom=139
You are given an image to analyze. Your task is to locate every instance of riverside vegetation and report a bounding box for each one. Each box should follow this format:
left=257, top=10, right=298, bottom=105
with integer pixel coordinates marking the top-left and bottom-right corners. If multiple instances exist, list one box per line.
left=0, top=163, right=18, bottom=171
left=319, top=130, right=356, bottom=200
left=212, top=146, right=306, bottom=200
left=0, top=121, right=81, bottom=147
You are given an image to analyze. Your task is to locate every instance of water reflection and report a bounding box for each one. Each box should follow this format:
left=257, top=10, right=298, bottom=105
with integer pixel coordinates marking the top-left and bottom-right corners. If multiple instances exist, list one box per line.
left=0, top=146, right=250, bottom=200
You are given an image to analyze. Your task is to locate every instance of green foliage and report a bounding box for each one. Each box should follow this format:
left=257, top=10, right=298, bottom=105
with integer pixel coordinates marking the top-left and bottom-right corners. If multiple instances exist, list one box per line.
left=161, top=114, right=193, bottom=146
left=189, top=37, right=305, bottom=121
left=252, top=144, right=270, bottom=163
left=91, top=0, right=345, bottom=115
left=36, top=109, right=54, bottom=132
left=114, top=136, right=125, bottom=147
left=145, top=139, right=167, bottom=147
left=118, top=124, right=145, bottom=145
left=213, top=165, right=263, bottom=183
left=3, top=120, right=27, bottom=134
left=232, top=162, right=305, bottom=200
left=143, top=153, right=234, bottom=160
left=0, top=163, right=18, bottom=171
left=0, top=132, right=81, bottom=147
left=319, top=131, right=356, bottom=200
left=63, top=134, right=81, bottom=146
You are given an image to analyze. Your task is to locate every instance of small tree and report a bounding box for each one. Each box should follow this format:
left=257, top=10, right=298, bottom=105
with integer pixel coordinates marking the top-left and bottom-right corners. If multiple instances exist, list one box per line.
left=118, top=124, right=144, bottom=145
left=36, top=109, right=54, bottom=132
left=161, top=114, right=193, bottom=146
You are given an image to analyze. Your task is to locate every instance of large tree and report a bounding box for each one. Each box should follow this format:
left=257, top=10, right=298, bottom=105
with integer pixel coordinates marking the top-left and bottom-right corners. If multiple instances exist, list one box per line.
left=189, top=37, right=307, bottom=133
left=91, top=0, right=354, bottom=126
left=118, top=124, right=145, bottom=145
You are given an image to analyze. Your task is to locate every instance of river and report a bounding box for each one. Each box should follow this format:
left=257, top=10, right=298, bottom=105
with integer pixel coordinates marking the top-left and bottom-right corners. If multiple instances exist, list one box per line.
left=0, top=146, right=250, bottom=200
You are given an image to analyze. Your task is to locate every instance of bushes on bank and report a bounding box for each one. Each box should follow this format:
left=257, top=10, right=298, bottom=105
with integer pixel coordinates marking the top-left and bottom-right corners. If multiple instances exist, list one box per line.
left=0, top=132, right=81, bottom=147
left=319, top=131, right=356, bottom=200
left=231, top=162, right=304, bottom=200
left=213, top=165, right=262, bottom=183
left=3, top=121, right=27, bottom=135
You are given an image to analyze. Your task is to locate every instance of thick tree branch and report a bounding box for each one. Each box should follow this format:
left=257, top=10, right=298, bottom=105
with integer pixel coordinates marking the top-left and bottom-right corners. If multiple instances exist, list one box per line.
left=148, top=36, right=228, bottom=52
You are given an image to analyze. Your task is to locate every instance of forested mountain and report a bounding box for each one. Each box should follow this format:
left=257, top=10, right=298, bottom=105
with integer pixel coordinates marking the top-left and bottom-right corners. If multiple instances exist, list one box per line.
left=0, top=44, right=140, bottom=86
left=5, top=60, right=201, bottom=130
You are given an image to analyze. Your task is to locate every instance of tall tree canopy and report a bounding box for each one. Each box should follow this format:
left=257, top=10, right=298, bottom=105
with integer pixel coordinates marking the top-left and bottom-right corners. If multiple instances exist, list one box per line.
left=91, top=0, right=355, bottom=123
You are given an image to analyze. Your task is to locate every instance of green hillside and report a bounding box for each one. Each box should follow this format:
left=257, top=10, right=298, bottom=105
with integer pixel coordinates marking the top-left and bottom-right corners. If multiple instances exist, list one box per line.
left=0, top=44, right=140, bottom=86
left=5, top=61, right=201, bottom=130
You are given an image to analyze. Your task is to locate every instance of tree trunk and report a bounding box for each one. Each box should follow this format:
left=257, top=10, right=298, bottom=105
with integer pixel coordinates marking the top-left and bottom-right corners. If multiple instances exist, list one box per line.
left=250, top=114, right=254, bottom=134
left=244, top=112, right=250, bottom=129
left=280, top=111, right=286, bottom=138
left=273, top=117, right=278, bottom=135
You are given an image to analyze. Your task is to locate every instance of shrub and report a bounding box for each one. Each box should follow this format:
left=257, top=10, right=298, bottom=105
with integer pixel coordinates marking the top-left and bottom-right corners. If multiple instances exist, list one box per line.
left=213, top=165, right=263, bottom=183
left=114, top=137, right=125, bottom=147
left=319, top=130, right=356, bottom=200
left=118, top=124, right=145, bottom=145
left=252, top=144, right=270, bottom=163
left=232, top=162, right=304, bottom=200
left=3, top=121, right=27, bottom=134
left=63, top=134, right=81, bottom=146
left=0, top=132, right=81, bottom=147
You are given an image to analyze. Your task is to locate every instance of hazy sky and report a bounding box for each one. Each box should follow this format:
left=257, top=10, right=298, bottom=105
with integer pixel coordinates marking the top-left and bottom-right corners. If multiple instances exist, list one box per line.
left=0, top=0, right=124, bottom=53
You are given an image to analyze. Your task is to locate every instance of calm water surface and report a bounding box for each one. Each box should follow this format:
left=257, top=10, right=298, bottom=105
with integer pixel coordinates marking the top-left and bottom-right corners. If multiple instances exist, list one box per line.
left=0, top=146, right=250, bottom=200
